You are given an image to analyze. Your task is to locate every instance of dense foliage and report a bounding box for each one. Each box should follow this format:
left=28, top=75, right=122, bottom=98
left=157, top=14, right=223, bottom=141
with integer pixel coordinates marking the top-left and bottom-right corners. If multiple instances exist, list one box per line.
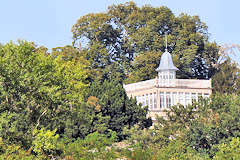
left=72, top=2, right=219, bottom=82
left=1, top=92, right=240, bottom=159
left=86, top=80, right=152, bottom=139
left=212, top=58, right=240, bottom=94
left=0, top=41, right=150, bottom=159
left=0, top=41, right=89, bottom=146
left=0, top=2, right=239, bottom=160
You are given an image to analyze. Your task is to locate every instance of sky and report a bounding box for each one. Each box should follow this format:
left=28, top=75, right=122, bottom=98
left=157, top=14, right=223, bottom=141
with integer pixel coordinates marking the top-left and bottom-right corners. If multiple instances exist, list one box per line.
left=0, top=0, right=239, bottom=57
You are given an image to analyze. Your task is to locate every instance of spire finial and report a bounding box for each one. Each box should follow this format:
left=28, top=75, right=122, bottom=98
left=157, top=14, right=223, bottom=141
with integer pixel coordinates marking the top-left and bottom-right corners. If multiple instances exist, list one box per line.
left=165, top=33, right=168, bottom=52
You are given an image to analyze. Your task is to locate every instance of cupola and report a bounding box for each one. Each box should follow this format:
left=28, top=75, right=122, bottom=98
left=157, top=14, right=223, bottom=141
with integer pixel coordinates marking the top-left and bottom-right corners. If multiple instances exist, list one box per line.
left=156, top=49, right=178, bottom=72
left=156, top=35, right=178, bottom=87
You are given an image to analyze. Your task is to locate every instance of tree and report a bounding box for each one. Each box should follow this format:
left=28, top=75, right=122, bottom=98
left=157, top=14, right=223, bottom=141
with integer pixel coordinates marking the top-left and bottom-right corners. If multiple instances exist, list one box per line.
left=86, top=80, right=152, bottom=140
left=212, top=44, right=240, bottom=94
left=72, top=2, right=219, bottom=83
left=213, top=137, right=240, bottom=160
left=51, top=45, right=98, bottom=83
left=0, top=137, right=35, bottom=160
left=151, top=93, right=240, bottom=157
left=212, top=58, right=240, bottom=94
left=124, top=51, right=161, bottom=83
left=32, top=128, right=59, bottom=158
left=156, top=140, right=209, bottom=160
left=0, top=41, right=89, bottom=147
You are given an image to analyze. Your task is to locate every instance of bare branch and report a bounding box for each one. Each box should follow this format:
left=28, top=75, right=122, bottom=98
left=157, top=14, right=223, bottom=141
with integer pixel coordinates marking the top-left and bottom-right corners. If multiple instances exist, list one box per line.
left=218, top=44, right=240, bottom=65
left=35, top=108, right=48, bottom=130
left=219, top=44, right=240, bottom=56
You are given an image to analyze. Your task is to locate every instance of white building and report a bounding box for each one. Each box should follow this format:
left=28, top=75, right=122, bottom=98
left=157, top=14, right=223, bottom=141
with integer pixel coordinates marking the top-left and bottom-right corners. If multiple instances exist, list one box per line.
left=123, top=48, right=212, bottom=120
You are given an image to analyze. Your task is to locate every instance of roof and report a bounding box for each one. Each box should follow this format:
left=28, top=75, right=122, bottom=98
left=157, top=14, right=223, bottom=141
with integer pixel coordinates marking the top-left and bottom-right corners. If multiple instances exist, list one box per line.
left=123, top=78, right=212, bottom=92
left=156, top=49, right=178, bottom=71
left=123, top=79, right=156, bottom=92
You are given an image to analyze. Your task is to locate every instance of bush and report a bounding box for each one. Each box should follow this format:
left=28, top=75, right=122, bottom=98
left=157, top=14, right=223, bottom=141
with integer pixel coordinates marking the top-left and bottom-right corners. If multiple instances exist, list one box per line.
left=213, top=137, right=240, bottom=160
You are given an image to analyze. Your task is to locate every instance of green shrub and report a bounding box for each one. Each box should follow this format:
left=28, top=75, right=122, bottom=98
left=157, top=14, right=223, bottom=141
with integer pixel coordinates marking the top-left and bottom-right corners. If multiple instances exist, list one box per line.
left=213, top=137, right=240, bottom=160
left=60, top=131, right=118, bottom=160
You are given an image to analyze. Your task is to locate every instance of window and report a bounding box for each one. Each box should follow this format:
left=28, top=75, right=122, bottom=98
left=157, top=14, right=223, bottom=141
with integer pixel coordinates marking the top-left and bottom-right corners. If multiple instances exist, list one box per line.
left=160, top=92, right=164, bottom=109
left=159, top=72, right=163, bottom=79
left=203, top=93, right=209, bottom=98
left=142, top=95, right=145, bottom=106
left=136, top=96, right=140, bottom=104
left=139, top=96, right=142, bottom=105
left=179, top=92, right=184, bottom=105
left=149, top=93, right=153, bottom=110
left=198, top=93, right=202, bottom=101
left=185, top=92, right=191, bottom=105
left=191, top=93, right=197, bottom=103
left=169, top=72, right=174, bottom=79
left=166, top=92, right=171, bottom=107
left=146, top=94, right=149, bottom=107
left=163, top=72, right=168, bottom=80
left=154, top=93, right=157, bottom=109
left=165, top=74, right=168, bottom=79
left=172, top=92, right=177, bottom=105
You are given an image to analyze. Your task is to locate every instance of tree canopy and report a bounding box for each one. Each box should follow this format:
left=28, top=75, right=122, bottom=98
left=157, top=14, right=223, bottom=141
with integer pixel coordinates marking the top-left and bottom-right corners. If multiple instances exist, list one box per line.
left=1, top=2, right=240, bottom=159
left=72, top=2, right=219, bottom=83
left=86, top=80, right=152, bottom=140
left=0, top=41, right=89, bottom=146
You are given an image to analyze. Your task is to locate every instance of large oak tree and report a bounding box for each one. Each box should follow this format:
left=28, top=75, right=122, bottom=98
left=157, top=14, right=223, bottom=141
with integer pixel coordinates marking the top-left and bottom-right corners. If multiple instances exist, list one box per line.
left=72, top=2, right=219, bottom=83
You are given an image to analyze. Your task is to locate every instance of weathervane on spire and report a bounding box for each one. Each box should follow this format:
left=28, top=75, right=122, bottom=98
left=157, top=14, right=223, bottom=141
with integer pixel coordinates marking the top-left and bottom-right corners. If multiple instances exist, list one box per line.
left=165, top=32, right=168, bottom=52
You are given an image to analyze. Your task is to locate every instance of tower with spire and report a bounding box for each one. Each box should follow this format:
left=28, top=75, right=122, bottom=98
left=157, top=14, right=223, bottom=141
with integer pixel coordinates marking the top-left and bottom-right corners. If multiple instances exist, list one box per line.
left=156, top=34, right=178, bottom=87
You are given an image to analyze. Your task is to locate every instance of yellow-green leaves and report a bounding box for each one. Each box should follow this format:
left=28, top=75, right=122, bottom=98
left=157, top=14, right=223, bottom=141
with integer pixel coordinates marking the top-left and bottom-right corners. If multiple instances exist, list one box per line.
left=0, top=41, right=89, bottom=147
left=214, top=138, right=240, bottom=160
left=32, top=128, right=59, bottom=156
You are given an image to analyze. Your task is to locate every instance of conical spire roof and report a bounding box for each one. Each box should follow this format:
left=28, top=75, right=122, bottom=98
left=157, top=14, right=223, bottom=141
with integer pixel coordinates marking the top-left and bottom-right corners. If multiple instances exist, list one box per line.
left=156, top=49, right=178, bottom=71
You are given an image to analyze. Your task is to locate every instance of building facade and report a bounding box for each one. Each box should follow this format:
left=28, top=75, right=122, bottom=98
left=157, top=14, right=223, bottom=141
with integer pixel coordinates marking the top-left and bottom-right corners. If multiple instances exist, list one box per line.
left=123, top=48, right=212, bottom=120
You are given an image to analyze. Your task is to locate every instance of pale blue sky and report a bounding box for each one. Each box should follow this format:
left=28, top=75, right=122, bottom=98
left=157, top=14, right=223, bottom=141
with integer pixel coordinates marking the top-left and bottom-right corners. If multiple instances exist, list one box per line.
left=0, top=0, right=239, bottom=51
